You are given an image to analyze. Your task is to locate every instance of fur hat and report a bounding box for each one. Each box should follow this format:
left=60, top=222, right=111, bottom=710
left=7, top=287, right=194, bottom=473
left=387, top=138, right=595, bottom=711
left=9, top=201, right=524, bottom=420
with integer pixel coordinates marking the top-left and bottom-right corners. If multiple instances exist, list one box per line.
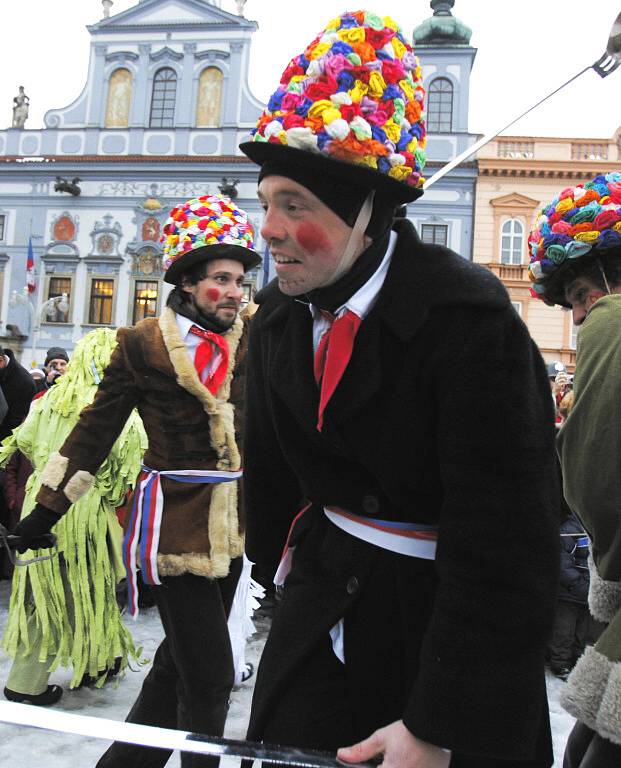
left=240, top=10, right=427, bottom=206
left=528, top=172, right=621, bottom=306
left=162, top=195, right=261, bottom=285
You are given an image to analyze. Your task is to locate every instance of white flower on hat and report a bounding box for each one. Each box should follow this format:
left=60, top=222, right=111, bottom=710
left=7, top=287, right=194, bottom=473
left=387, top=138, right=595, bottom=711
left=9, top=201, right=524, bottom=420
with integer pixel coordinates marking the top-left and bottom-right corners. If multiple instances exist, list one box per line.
left=380, top=42, right=395, bottom=59
left=265, top=120, right=284, bottom=139
left=331, top=92, right=352, bottom=106
left=388, top=153, right=406, bottom=167
left=349, top=116, right=372, bottom=141
left=307, top=59, right=325, bottom=78
left=573, top=187, right=586, bottom=201
left=529, top=261, right=544, bottom=280
left=325, top=119, right=350, bottom=141
left=285, top=127, right=319, bottom=152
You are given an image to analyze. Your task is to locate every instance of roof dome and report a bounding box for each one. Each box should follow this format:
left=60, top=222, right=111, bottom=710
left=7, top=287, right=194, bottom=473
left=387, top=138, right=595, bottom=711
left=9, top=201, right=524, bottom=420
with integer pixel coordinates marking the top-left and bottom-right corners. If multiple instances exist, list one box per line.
left=413, top=1, right=472, bottom=46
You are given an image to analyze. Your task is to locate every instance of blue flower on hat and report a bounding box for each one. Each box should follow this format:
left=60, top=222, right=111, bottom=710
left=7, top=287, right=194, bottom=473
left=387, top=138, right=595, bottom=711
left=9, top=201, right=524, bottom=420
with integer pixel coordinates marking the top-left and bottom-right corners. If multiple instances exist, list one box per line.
left=340, top=14, right=359, bottom=28
left=332, top=41, right=354, bottom=56
left=336, top=72, right=356, bottom=92
left=268, top=91, right=284, bottom=112
left=598, top=230, right=621, bottom=248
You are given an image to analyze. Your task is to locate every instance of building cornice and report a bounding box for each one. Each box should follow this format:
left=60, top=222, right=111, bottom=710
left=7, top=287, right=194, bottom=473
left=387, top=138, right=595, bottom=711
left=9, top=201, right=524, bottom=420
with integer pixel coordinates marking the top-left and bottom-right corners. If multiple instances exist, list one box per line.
left=479, top=158, right=619, bottom=179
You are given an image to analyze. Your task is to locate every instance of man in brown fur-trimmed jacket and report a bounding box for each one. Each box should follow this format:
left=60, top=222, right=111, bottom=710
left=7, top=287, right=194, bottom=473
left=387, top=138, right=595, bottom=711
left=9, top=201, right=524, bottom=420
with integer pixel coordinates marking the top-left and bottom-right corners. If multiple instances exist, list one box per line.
left=12, top=195, right=261, bottom=768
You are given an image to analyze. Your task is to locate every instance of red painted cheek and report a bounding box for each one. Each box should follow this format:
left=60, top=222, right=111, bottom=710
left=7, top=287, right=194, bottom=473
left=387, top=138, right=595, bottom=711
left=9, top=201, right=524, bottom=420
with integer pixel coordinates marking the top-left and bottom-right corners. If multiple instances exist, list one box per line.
left=206, top=288, right=221, bottom=302
left=295, top=222, right=330, bottom=254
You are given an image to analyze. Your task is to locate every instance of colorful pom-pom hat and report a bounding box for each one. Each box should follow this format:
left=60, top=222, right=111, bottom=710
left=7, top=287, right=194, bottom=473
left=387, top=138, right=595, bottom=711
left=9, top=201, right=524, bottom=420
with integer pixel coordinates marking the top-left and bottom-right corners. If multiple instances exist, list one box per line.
left=527, top=172, right=621, bottom=306
left=240, top=9, right=427, bottom=205
left=161, top=195, right=261, bottom=285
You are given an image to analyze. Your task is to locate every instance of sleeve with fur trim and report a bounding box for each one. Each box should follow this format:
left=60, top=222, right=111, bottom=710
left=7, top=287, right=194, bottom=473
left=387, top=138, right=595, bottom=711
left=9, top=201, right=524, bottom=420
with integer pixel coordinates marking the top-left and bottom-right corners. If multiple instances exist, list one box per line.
left=36, top=329, right=141, bottom=515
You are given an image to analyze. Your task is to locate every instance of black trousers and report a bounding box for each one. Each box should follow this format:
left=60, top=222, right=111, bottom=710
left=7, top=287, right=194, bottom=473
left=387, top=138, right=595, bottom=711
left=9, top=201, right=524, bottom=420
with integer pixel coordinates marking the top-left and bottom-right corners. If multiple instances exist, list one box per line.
left=97, top=560, right=241, bottom=768
left=563, top=721, right=621, bottom=768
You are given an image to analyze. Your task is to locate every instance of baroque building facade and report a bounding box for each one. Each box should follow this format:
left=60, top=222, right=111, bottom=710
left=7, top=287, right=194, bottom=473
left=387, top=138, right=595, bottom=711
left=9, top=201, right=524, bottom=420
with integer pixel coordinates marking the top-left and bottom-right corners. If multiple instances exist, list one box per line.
left=0, top=0, right=478, bottom=366
left=473, top=129, right=621, bottom=370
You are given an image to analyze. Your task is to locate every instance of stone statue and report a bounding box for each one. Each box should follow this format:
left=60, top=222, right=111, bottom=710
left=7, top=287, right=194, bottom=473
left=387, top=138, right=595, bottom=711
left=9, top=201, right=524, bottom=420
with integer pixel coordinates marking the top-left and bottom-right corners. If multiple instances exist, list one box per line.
left=218, top=178, right=239, bottom=200
left=12, top=86, right=29, bottom=129
left=235, top=0, right=247, bottom=16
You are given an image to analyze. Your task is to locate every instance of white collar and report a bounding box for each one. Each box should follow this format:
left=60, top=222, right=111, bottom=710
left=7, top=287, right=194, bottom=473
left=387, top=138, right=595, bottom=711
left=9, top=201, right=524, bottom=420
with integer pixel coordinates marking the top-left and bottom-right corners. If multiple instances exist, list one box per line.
left=310, top=229, right=398, bottom=322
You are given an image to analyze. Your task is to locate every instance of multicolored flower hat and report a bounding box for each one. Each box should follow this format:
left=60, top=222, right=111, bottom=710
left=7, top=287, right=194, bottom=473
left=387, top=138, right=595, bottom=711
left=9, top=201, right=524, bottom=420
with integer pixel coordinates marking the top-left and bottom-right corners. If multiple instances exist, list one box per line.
left=240, top=10, right=427, bottom=204
left=528, top=172, right=621, bottom=305
left=161, top=195, right=261, bottom=284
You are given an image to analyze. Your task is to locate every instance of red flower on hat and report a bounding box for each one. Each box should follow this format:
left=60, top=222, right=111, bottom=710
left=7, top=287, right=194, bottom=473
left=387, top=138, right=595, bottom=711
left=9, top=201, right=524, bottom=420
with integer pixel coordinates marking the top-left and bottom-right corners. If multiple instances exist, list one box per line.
left=569, top=222, right=595, bottom=235
left=340, top=103, right=363, bottom=122
left=365, top=27, right=396, bottom=49
left=382, top=60, right=406, bottom=84
left=348, top=65, right=371, bottom=84
left=280, top=59, right=305, bottom=84
left=197, top=219, right=209, bottom=230
left=608, top=183, right=621, bottom=204
left=305, top=78, right=339, bottom=102
left=282, top=113, right=306, bottom=129
left=593, top=210, right=621, bottom=230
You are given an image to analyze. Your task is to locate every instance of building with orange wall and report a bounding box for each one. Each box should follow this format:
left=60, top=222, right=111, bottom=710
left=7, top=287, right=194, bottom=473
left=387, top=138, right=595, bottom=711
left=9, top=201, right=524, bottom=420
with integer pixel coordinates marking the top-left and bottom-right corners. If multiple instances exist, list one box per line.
left=473, top=129, right=621, bottom=371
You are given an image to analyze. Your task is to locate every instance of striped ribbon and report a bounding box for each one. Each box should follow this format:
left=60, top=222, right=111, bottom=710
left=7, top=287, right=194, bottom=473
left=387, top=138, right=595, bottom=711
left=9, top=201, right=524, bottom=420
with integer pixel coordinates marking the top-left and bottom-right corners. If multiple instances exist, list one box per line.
left=123, top=465, right=242, bottom=618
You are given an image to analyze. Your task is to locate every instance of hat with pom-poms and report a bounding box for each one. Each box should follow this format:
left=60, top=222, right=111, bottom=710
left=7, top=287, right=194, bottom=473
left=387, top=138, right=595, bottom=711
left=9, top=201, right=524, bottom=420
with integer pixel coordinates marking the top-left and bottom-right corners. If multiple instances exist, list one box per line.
left=161, top=195, right=261, bottom=284
left=527, top=172, right=621, bottom=306
left=240, top=10, right=427, bottom=205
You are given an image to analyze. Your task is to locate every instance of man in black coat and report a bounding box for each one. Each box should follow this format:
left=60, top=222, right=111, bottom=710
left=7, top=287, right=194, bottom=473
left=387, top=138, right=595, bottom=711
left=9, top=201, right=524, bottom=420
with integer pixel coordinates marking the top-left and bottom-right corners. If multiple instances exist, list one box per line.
left=0, top=347, right=35, bottom=442
left=240, top=12, right=559, bottom=768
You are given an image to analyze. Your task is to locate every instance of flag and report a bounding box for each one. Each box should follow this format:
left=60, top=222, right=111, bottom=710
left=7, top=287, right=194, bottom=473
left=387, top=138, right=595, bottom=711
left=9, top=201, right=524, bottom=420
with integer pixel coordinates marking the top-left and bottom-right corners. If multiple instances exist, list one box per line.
left=26, top=237, right=35, bottom=294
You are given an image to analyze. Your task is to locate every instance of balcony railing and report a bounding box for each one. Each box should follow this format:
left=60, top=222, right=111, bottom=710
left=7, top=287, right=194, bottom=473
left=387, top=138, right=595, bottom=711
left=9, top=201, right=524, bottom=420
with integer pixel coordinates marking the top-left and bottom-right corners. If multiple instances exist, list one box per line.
left=571, top=143, right=608, bottom=160
left=485, top=262, right=530, bottom=281
left=497, top=141, right=535, bottom=159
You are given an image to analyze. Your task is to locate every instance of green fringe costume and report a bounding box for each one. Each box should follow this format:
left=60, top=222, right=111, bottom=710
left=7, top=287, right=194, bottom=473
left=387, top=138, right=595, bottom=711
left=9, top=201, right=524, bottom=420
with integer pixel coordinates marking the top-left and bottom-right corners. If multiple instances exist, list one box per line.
left=1, top=328, right=147, bottom=690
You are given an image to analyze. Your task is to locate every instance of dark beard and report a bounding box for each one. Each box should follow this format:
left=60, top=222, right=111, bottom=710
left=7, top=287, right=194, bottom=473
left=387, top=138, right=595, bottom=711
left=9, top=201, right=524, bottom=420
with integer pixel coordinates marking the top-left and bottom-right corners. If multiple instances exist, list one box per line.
left=166, top=287, right=234, bottom=334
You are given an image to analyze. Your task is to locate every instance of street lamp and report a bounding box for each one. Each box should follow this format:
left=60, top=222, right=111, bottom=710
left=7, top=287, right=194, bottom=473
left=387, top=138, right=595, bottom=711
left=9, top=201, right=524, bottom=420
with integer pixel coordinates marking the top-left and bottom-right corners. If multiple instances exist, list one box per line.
left=9, top=289, right=69, bottom=367
left=9, top=287, right=36, bottom=367
left=424, top=11, right=621, bottom=189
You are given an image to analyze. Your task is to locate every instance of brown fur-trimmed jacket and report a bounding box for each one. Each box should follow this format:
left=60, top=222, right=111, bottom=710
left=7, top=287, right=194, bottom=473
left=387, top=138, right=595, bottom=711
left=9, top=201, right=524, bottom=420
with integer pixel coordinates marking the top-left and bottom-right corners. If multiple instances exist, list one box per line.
left=36, top=307, right=247, bottom=579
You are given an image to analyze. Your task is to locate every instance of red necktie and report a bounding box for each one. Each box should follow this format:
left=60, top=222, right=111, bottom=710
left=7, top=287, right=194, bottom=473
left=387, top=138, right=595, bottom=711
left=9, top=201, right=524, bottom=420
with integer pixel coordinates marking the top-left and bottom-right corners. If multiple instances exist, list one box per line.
left=313, top=309, right=361, bottom=431
left=189, top=325, right=229, bottom=395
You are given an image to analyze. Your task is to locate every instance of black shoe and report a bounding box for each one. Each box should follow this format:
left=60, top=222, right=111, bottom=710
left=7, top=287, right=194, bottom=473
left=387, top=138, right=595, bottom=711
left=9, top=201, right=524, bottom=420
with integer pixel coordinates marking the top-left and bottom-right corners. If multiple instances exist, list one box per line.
left=4, top=684, right=63, bottom=706
left=77, top=657, right=122, bottom=688
left=551, top=665, right=571, bottom=681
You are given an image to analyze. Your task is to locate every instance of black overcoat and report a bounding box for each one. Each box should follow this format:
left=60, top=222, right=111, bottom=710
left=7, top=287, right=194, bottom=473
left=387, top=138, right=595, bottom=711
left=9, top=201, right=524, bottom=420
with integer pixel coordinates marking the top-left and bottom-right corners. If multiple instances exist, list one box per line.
left=244, top=220, right=560, bottom=766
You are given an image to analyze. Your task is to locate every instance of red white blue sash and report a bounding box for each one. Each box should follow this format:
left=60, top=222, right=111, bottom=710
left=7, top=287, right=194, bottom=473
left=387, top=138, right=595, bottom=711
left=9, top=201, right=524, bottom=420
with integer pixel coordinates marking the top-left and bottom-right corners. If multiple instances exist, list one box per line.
left=274, top=503, right=438, bottom=587
left=324, top=506, right=438, bottom=559
left=122, top=465, right=242, bottom=618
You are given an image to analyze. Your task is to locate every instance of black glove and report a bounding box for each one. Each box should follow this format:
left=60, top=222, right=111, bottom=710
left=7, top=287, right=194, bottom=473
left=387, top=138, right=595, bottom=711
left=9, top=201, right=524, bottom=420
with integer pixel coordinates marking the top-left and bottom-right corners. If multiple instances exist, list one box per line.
left=12, top=504, right=63, bottom=553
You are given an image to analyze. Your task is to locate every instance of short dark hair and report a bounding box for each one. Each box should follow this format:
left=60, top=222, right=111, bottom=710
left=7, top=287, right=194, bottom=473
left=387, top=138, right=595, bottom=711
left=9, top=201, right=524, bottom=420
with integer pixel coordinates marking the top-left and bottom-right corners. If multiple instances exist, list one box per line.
left=543, top=245, right=621, bottom=306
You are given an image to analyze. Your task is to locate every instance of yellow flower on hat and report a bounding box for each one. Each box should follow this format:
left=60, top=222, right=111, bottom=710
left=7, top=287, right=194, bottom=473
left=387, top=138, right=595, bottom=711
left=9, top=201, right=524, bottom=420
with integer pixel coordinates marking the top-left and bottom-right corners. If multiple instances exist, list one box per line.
left=368, top=72, right=387, bottom=99
left=349, top=80, right=369, bottom=103
left=321, top=107, right=342, bottom=125
left=389, top=166, right=413, bottom=182
left=614, top=222, right=621, bottom=233
left=383, top=16, right=399, bottom=31
left=555, top=198, right=574, bottom=214
left=308, top=99, right=334, bottom=119
left=338, top=27, right=365, bottom=44
left=392, top=37, right=406, bottom=59
left=407, top=138, right=418, bottom=152
left=325, top=15, right=340, bottom=31
left=574, top=231, right=600, bottom=243
left=359, top=155, right=378, bottom=169
left=399, top=79, right=414, bottom=102
left=383, top=120, right=401, bottom=144
left=310, top=42, right=330, bottom=60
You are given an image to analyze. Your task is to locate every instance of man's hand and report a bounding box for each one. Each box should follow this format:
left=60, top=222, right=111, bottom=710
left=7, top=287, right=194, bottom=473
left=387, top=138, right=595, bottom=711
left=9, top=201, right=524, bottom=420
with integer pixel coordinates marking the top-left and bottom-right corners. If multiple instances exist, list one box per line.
left=337, top=721, right=450, bottom=768
left=12, top=504, right=62, bottom=552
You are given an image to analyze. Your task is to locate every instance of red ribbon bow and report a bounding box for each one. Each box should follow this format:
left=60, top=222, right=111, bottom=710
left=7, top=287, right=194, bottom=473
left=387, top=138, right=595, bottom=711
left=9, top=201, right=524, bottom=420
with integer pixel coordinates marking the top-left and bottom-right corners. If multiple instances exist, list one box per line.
left=189, top=325, right=229, bottom=395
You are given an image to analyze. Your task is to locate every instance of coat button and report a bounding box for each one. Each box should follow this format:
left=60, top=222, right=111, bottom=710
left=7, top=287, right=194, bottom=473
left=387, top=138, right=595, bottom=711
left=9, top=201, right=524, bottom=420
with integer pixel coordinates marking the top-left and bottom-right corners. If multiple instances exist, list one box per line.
left=346, top=576, right=359, bottom=595
left=362, top=494, right=380, bottom=515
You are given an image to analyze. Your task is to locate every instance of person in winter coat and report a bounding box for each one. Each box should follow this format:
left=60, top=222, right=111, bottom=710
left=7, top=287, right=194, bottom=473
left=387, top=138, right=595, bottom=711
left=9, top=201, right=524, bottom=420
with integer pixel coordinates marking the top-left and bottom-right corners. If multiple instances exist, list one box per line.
left=239, top=11, right=560, bottom=768
left=2, top=328, right=146, bottom=706
left=11, top=195, right=261, bottom=768
left=0, top=347, right=36, bottom=443
left=528, top=171, right=621, bottom=765
left=0, top=448, right=33, bottom=579
left=548, top=510, right=603, bottom=680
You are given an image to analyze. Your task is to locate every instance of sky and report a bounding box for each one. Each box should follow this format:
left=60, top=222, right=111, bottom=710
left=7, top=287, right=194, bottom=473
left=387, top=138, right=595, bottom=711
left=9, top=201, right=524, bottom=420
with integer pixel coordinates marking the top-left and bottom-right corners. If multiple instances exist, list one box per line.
left=0, top=0, right=619, bottom=140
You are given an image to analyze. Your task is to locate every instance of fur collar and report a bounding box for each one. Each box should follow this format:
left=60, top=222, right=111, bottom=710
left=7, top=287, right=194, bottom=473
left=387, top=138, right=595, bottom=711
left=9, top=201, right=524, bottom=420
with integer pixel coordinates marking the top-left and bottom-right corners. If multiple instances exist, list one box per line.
left=158, top=307, right=242, bottom=471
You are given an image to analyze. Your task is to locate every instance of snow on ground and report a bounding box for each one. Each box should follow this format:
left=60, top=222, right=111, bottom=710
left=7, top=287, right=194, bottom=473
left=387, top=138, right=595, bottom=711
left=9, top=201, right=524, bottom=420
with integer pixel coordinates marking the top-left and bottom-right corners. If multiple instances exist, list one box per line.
left=0, top=580, right=576, bottom=767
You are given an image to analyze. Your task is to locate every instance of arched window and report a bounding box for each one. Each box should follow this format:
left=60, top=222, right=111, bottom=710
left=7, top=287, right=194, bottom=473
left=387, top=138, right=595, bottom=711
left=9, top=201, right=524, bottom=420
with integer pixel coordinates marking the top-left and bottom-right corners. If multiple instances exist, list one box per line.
left=150, top=68, right=177, bottom=127
left=427, top=77, right=453, bottom=133
left=105, top=68, right=132, bottom=128
left=500, top=219, right=524, bottom=264
left=196, top=67, right=223, bottom=127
